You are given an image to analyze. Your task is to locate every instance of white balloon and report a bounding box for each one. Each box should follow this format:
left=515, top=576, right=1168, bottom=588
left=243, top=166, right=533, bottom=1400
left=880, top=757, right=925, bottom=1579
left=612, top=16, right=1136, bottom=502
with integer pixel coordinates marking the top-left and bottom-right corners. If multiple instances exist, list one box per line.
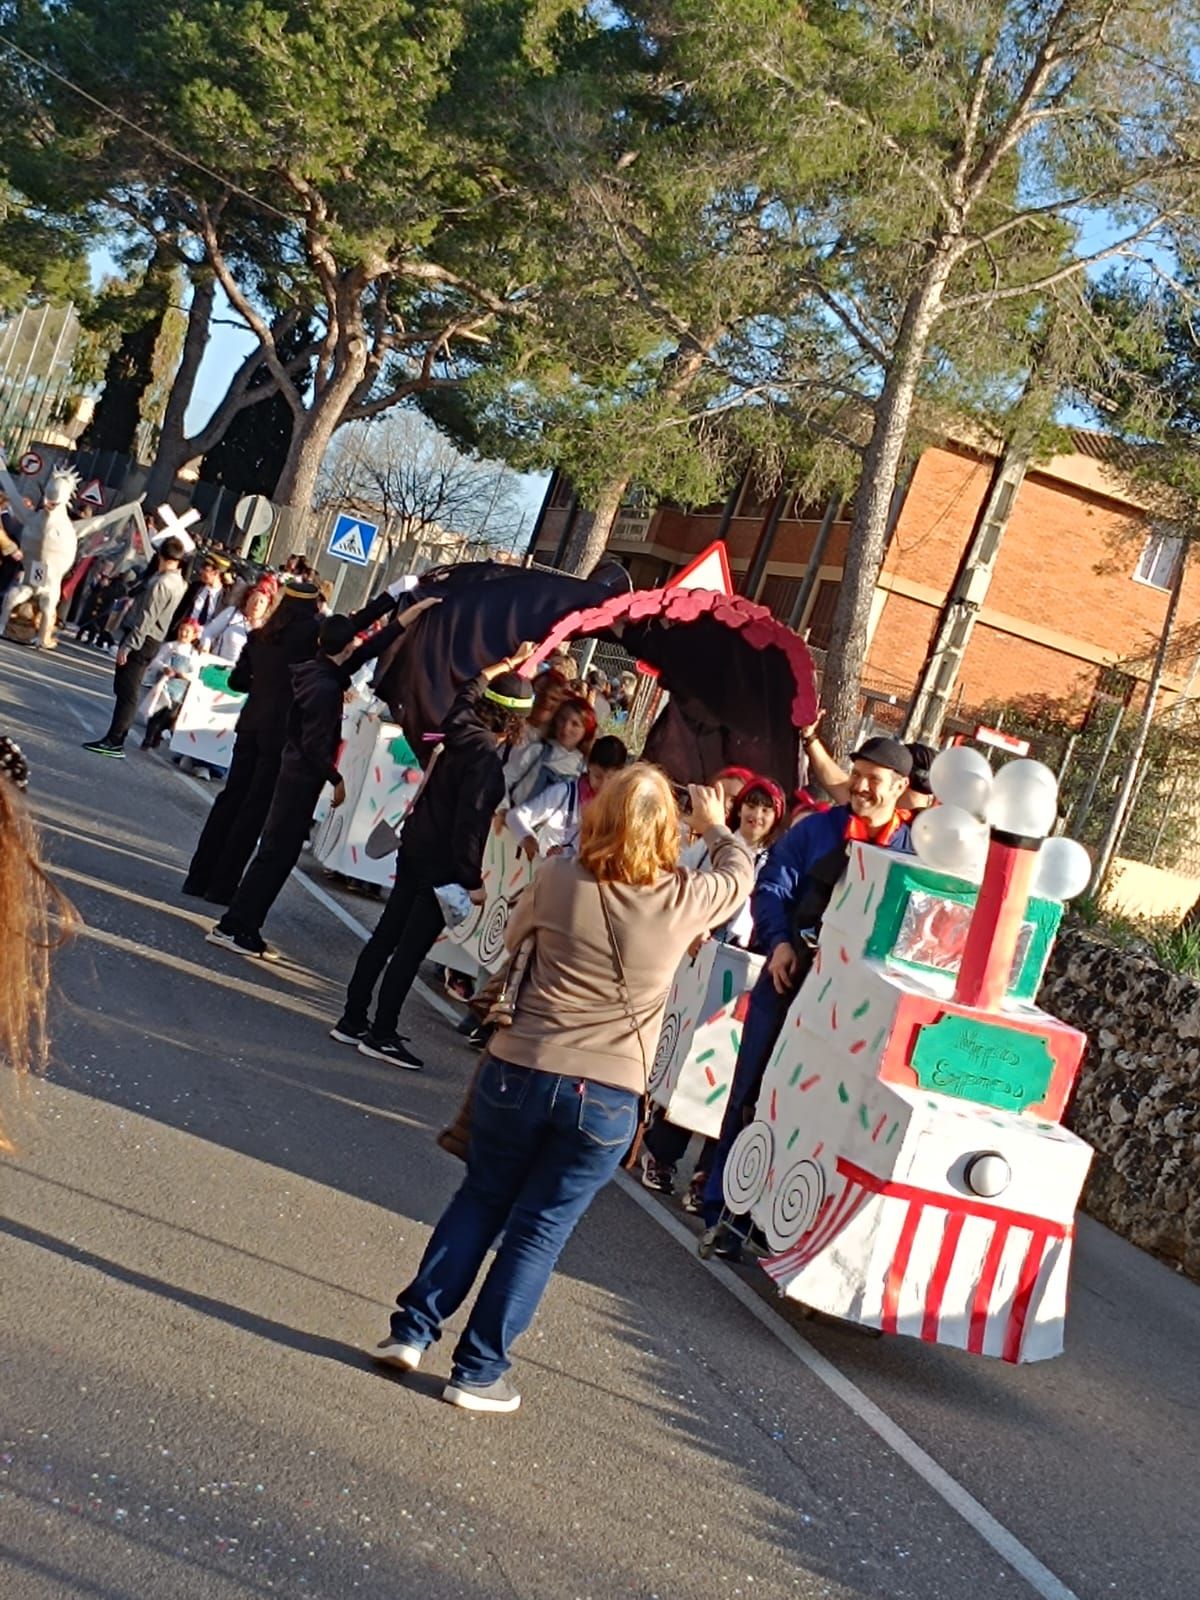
left=929, top=746, right=993, bottom=819
left=911, top=804, right=989, bottom=880
left=988, top=758, right=1058, bottom=838
left=1031, top=835, right=1092, bottom=901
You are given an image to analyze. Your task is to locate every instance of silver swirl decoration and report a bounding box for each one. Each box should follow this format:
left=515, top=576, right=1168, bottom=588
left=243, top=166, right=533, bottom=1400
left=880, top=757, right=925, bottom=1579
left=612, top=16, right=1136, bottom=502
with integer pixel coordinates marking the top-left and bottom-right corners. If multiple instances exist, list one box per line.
left=649, top=1010, right=681, bottom=1094
left=476, top=898, right=512, bottom=970
left=764, top=1158, right=827, bottom=1252
left=722, top=1120, right=774, bottom=1213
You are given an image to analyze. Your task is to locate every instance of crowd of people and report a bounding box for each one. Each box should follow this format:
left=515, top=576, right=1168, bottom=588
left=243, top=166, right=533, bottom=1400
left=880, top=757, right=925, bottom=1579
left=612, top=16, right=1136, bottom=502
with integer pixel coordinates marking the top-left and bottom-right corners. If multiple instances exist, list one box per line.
left=2, top=513, right=940, bottom=1415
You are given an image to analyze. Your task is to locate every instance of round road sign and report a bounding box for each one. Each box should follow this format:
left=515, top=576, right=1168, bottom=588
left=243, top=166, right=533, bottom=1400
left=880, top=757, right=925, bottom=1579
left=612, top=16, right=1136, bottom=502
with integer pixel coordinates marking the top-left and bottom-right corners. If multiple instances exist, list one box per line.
left=18, top=451, right=42, bottom=476
left=234, top=494, right=275, bottom=540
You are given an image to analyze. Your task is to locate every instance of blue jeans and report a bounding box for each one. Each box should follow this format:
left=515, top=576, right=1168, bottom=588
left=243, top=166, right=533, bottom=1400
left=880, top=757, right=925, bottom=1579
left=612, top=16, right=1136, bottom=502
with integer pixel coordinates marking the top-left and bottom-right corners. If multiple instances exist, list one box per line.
left=702, top=964, right=794, bottom=1227
left=390, top=1056, right=639, bottom=1385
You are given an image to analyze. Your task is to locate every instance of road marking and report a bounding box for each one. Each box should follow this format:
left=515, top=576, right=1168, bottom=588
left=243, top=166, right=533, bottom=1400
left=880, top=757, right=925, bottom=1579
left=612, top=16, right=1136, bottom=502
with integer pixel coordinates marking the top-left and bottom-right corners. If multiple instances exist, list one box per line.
left=614, top=1176, right=1080, bottom=1600
left=289, top=865, right=463, bottom=1025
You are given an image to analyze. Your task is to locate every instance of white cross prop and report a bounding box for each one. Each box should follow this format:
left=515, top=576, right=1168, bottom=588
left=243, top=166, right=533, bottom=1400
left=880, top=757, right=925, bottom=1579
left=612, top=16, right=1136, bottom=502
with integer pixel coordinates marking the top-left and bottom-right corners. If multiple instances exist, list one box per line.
left=152, top=502, right=203, bottom=554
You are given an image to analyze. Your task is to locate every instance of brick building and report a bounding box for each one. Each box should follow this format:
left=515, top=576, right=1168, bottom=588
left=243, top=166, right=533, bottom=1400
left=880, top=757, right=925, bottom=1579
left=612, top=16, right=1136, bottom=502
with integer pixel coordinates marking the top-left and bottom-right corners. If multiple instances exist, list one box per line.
left=531, top=431, right=1200, bottom=731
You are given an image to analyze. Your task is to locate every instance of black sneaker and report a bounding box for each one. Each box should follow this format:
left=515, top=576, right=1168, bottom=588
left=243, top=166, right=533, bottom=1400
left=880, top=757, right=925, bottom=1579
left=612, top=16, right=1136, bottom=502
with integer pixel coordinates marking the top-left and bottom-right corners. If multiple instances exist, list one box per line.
left=639, top=1153, right=675, bottom=1195
left=82, top=739, right=125, bottom=759
left=442, top=1375, right=521, bottom=1414
left=206, top=926, right=280, bottom=962
left=357, top=1033, right=423, bottom=1070
left=329, top=1017, right=369, bottom=1045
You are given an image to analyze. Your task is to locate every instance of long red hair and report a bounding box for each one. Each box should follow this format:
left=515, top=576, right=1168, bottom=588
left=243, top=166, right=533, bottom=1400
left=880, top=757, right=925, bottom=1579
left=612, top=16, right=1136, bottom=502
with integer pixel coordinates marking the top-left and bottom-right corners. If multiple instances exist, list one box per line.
left=0, top=778, right=77, bottom=1151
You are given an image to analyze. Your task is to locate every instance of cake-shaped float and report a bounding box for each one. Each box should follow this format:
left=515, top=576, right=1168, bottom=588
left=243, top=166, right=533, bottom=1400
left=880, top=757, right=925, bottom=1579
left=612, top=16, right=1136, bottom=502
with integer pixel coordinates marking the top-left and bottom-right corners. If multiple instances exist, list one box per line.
left=722, top=749, right=1095, bottom=1363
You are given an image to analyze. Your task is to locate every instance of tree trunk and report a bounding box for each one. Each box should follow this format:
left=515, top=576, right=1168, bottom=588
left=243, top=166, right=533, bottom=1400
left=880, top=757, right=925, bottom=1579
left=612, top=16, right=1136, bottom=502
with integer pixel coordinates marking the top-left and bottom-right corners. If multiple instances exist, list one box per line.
left=1092, top=547, right=1188, bottom=897
left=818, top=251, right=957, bottom=758
left=142, top=273, right=216, bottom=509
left=271, top=344, right=368, bottom=558
left=560, top=477, right=629, bottom=576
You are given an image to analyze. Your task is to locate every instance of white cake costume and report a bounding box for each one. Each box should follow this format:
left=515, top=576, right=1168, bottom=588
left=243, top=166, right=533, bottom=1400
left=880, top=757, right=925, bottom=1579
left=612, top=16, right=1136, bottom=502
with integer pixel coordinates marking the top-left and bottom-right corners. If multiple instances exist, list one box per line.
left=719, top=750, right=1095, bottom=1364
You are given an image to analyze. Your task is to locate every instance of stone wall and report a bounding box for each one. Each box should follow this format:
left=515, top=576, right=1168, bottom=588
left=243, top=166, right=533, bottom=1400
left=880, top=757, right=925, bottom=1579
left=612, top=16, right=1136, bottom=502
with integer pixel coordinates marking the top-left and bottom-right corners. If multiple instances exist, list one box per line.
left=1041, top=929, right=1200, bottom=1280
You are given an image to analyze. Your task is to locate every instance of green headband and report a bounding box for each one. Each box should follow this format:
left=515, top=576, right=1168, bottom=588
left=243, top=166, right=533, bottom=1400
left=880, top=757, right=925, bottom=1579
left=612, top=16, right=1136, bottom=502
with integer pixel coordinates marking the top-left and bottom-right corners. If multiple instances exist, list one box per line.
left=483, top=685, right=534, bottom=711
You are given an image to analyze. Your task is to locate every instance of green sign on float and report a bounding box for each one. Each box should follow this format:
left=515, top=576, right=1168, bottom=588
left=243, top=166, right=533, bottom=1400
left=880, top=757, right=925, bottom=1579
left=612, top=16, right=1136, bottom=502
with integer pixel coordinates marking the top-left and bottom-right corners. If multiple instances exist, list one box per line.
left=909, top=1013, right=1055, bottom=1113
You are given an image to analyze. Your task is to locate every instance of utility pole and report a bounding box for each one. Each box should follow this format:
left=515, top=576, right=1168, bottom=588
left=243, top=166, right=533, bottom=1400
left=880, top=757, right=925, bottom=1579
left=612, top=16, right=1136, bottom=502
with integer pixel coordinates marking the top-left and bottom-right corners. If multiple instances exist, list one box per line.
left=905, top=440, right=1032, bottom=742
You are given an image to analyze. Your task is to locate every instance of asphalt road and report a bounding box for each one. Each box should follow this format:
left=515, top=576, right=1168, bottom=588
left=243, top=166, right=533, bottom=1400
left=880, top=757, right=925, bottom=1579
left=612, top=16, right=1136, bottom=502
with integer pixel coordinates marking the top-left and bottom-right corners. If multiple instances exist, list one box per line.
left=1, top=638, right=1195, bottom=1600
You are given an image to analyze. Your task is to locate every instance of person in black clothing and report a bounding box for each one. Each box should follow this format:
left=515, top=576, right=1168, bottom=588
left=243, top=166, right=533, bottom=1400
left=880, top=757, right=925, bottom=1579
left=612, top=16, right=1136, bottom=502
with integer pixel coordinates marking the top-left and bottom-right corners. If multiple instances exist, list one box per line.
left=181, top=577, right=402, bottom=906
left=330, top=642, right=537, bottom=1069
left=199, top=600, right=418, bottom=958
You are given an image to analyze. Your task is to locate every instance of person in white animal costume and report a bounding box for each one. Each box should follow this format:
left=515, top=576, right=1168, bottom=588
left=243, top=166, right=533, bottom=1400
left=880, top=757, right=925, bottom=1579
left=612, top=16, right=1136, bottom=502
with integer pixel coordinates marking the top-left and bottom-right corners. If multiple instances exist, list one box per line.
left=0, top=461, right=145, bottom=649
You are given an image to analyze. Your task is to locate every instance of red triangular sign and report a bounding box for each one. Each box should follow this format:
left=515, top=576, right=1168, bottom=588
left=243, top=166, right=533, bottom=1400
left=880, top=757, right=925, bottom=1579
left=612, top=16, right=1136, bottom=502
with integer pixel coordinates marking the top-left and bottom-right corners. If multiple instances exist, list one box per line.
left=666, top=540, right=734, bottom=595
left=79, top=479, right=106, bottom=508
left=635, top=540, right=734, bottom=678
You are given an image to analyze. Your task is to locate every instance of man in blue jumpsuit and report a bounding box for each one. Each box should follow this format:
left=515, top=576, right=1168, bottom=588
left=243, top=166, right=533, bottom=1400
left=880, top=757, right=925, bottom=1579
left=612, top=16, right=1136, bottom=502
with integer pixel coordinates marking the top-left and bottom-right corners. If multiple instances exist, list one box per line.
left=701, top=737, right=917, bottom=1251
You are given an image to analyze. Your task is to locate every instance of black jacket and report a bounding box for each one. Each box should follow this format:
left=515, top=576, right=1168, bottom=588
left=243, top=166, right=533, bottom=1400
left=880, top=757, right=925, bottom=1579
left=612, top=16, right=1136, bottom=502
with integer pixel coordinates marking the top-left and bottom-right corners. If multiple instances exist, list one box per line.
left=399, top=674, right=507, bottom=890
left=279, top=656, right=349, bottom=790
left=228, top=591, right=395, bottom=748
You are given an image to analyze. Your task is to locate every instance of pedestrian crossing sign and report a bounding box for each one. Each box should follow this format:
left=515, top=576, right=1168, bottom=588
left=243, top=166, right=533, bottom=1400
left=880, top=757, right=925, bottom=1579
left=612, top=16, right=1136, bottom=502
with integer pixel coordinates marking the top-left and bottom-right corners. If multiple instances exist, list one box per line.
left=328, top=511, right=380, bottom=567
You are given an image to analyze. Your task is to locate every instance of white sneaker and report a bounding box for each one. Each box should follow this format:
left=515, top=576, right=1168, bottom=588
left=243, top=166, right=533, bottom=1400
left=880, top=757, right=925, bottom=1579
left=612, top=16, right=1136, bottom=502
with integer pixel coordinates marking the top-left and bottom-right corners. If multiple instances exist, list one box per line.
left=442, top=1375, right=521, bottom=1413
left=370, top=1338, right=423, bottom=1372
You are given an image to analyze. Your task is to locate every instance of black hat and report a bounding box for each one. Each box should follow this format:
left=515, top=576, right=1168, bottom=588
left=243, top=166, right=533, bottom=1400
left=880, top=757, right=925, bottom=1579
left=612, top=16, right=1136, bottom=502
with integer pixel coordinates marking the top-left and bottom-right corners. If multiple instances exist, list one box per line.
left=279, top=578, right=322, bottom=603
left=905, top=741, right=937, bottom=795
left=849, top=736, right=913, bottom=778
left=483, top=671, right=535, bottom=713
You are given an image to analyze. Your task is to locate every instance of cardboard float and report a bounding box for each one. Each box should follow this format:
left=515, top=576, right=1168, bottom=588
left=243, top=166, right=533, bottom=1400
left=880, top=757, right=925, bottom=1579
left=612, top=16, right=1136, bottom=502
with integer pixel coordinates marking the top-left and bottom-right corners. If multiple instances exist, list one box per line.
left=436, top=822, right=535, bottom=980
left=310, top=704, right=423, bottom=887
left=167, top=658, right=246, bottom=769
left=722, top=792, right=1094, bottom=1364
left=651, top=941, right=764, bottom=1140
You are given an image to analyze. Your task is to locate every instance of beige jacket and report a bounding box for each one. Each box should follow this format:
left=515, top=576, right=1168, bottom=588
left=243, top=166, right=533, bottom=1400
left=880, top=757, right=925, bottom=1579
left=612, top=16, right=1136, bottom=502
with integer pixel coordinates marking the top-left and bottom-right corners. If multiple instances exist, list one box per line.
left=492, top=826, right=754, bottom=1094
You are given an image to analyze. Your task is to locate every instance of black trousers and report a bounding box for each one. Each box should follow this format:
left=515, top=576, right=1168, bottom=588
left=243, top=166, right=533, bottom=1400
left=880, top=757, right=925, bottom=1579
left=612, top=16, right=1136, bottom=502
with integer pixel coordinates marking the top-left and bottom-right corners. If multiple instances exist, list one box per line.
left=102, top=641, right=159, bottom=746
left=185, top=728, right=284, bottom=900
left=142, top=703, right=180, bottom=748
left=219, top=773, right=325, bottom=939
left=643, top=1109, right=717, bottom=1175
left=343, top=862, right=445, bottom=1036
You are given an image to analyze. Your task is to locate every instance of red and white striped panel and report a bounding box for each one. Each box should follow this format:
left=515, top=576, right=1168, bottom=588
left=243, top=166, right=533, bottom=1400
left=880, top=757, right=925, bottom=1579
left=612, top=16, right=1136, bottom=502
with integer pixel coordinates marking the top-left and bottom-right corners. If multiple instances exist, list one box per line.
left=761, top=1158, right=1073, bottom=1363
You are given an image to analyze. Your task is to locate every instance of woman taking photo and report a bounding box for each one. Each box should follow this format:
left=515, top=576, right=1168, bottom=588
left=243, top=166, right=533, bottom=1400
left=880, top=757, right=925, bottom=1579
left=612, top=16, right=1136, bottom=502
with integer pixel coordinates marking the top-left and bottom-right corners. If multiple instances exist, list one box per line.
left=370, top=765, right=753, bottom=1413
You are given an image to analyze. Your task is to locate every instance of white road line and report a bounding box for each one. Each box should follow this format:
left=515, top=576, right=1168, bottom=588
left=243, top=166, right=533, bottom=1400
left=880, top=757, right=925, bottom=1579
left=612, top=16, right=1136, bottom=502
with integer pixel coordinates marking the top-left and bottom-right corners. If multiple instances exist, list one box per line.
left=37, top=650, right=1076, bottom=1598
left=289, top=865, right=463, bottom=1025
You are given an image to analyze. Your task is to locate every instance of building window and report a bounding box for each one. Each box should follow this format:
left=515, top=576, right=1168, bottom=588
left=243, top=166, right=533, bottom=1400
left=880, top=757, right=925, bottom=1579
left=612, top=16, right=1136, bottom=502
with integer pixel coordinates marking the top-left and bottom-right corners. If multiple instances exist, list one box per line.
left=549, top=476, right=574, bottom=510
left=1133, top=529, right=1183, bottom=591
left=804, top=579, right=840, bottom=651
left=757, top=574, right=802, bottom=622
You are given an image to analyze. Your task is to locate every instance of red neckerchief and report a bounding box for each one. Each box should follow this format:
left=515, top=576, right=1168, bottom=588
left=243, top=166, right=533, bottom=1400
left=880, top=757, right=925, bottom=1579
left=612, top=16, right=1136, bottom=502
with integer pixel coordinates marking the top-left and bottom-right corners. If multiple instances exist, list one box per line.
left=844, top=807, right=911, bottom=846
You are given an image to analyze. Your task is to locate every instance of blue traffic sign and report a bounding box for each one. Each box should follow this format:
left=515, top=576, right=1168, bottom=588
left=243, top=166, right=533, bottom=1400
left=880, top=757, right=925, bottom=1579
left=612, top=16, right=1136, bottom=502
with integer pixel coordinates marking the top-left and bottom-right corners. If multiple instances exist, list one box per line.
left=327, top=511, right=380, bottom=567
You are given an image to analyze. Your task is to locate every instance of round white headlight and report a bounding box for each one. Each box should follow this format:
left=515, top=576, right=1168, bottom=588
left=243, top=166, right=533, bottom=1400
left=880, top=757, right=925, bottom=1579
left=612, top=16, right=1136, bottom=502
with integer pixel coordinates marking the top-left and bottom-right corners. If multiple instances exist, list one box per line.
left=964, top=1151, right=1011, bottom=1198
